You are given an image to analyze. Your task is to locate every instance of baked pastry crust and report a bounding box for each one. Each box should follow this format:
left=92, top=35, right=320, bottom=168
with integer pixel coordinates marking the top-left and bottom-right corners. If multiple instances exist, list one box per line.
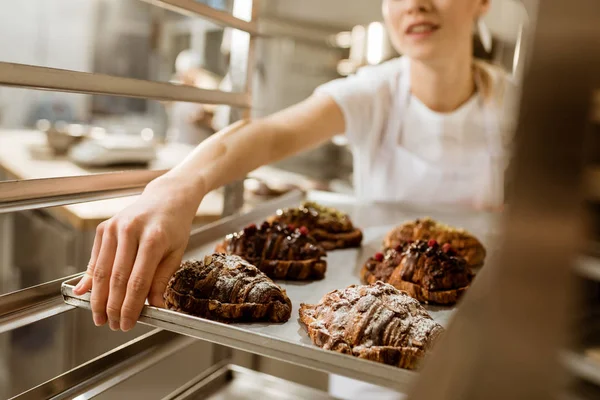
left=215, top=222, right=327, bottom=280
left=164, top=254, right=292, bottom=323
left=383, top=217, right=486, bottom=267
left=299, top=282, right=444, bottom=370
left=362, top=241, right=474, bottom=305
left=267, top=201, right=363, bottom=251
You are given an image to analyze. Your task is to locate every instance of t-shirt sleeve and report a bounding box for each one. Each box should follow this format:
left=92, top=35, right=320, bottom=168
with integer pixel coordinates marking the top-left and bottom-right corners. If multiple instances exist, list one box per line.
left=314, top=61, right=398, bottom=148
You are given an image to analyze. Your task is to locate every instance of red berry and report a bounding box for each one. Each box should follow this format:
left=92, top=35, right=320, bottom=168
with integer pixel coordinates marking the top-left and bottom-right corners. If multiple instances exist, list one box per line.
left=287, top=224, right=296, bottom=231
left=374, top=252, right=384, bottom=262
left=427, top=239, right=438, bottom=247
left=442, top=243, right=453, bottom=253
left=299, top=226, right=309, bottom=235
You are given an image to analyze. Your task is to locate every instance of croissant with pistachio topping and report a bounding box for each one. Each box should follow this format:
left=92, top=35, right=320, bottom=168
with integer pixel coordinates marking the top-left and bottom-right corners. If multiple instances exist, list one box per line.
left=267, top=201, right=363, bottom=251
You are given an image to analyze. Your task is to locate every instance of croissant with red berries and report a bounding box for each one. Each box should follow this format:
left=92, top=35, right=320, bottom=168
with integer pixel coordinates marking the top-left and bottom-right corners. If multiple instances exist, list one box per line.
left=215, top=222, right=327, bottom=280
left=267, top=201, right=362, bottom=251
left=383, top=217, right=486, bottom=268
left=361, top=240, right=474, bottom=305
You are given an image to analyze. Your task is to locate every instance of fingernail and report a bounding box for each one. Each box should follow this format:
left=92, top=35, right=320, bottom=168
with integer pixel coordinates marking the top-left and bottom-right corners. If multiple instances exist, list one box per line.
left=109, top=319, right=120, bottom=331
left=93, top=314, right=107, bottom=326
left=121, top=318, right=135, bottom=332
left=74, top=278, right=85, bottom=292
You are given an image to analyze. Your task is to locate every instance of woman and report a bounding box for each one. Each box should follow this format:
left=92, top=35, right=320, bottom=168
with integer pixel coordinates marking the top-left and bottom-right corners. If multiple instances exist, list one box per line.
left=75, top=0, right=515, bottom=395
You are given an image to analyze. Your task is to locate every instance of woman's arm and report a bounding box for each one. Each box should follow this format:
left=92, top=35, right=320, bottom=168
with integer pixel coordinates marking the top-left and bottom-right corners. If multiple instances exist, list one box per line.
left=73, top=93, right=345, bottom=332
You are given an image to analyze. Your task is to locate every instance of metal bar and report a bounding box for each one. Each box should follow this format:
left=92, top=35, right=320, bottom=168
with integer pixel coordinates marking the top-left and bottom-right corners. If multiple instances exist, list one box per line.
left=0, top=62, right=251, bottom=108
left=9, top=329, right=196, bottom=400
left=0, top=273, right=80, bottom=334
left=140, top=0, right=259, bottom=35
left=221, top=0, right=258, bottom=217
left=0, top=170, right=166, bottom=214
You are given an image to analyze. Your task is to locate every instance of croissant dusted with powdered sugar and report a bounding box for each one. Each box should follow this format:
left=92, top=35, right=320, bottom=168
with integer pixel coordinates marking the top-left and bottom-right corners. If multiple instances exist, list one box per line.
left=164, top=254, right=292, bottom=323
left=362, top=240, right=474, bottom=305
left=299, top=282, right=444, bottom=370
left=267, top=201, right=363, bottom=251
left=215, top=222, right=327, bottom=280
left=384, top=217, right=486, bottom=268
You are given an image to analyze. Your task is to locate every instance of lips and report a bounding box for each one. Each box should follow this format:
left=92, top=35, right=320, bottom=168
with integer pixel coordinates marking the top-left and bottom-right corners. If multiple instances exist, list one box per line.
left=406, top=23, right=440, bottom=35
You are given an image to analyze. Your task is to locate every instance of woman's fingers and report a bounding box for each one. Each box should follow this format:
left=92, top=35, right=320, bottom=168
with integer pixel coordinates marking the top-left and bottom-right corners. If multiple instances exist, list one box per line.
left=105, top=229, right=139, bottom=331
left=148, top=250, right=184, bottom=308
left=90, top=225, right=118, bottom=326
left=74, top=223, right=104, bottom=295
left=120, top=230, right=166, bottom=332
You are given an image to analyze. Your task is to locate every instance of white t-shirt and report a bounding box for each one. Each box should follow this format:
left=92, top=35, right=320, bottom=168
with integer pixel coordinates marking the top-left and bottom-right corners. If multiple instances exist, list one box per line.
left=315, top=56, right=516, bottom=208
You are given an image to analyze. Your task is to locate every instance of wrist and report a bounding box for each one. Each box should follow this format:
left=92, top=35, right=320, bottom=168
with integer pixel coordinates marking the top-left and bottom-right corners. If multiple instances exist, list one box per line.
left=146, top=172, right=206, bottom=215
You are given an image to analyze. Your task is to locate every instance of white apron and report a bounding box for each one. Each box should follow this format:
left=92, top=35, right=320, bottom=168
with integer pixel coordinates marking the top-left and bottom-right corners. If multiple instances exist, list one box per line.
left=362, top=57, right=504, bottom=210
left=330, top=60, right=505, bottom=399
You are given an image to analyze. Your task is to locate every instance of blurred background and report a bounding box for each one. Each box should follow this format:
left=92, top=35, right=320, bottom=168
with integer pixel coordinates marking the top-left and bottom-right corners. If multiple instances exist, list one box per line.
left=5, top=1, right=600, bottom=400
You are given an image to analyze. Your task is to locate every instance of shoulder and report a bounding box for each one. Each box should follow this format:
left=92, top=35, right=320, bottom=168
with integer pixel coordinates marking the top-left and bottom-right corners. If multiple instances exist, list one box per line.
left=315, top=56, right=405, bottom=99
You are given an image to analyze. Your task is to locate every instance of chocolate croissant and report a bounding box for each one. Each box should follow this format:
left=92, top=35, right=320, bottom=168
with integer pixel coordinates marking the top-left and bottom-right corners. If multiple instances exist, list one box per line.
left=164, top=254, right=292, bottom=323
left=268, top=201, right=363, bottom=251
left=362, top=240, right=474, bottom=305
left=215, top=222, right=327, bottom=280
left=384, top=217, right=486, bottom=268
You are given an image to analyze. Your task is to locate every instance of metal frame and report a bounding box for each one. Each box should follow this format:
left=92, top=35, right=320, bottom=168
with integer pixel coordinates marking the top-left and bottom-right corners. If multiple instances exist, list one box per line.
left=9, top=329, right=194, bottom=400
left=0, top=170, right=167, bottom=214
left=0, top=63, right=251, bottom=108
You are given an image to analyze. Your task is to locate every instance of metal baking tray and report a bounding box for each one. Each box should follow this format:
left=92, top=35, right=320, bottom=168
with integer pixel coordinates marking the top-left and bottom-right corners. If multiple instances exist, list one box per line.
left=162, top=362, right=336, bottom=400
left=62, top=191, right=501, bottom=392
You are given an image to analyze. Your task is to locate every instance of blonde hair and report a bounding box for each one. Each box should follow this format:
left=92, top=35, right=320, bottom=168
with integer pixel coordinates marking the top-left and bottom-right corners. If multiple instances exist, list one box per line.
left=473, top=59, right=510, bottom=107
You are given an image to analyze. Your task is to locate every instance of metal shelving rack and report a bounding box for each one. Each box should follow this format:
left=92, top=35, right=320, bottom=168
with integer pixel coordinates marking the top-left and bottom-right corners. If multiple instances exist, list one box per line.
left=0, top=0, right=599, bottom=399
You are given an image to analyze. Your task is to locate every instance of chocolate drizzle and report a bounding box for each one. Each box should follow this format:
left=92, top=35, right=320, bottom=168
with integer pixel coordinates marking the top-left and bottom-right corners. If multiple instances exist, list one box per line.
left=215, top=222, right=327, bottom=280
left=268, top=202, right=363, bottom=250
left=361, top=240, right=474, bottom=305
left=164, top=254, right=292, bottom=322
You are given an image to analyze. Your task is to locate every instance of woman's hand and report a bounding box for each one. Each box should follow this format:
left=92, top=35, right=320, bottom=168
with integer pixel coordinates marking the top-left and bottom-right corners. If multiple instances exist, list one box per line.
left=73, top=175, right=204, bottom=332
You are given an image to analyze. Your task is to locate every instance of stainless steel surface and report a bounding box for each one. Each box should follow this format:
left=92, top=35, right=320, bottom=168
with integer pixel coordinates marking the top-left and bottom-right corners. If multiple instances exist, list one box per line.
left=63, top=190, right=501, bottom=393
left=407, top=1, right=598, bottom=399
left=10, top=329, right=195, bottom=400
left=0, top=63, right=251, bottom=108
left=140, top=0, right=259, bottom=35
left=0, top=170, right=166, bottom=214
left=162, top=363, right=337, bottom=400
left=0, top=274, right=78, bottom=334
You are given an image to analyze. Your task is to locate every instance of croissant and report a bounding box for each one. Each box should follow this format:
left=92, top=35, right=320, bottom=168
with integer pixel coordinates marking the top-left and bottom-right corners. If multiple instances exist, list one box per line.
left=362, top=240, right=474, bottom=305
left=267, top=201, right=363, bottom=251
left=299, top=282, right=444, bottom=370
left=164, top=254, right=292, bottom=323
left=383, top=217, right=486, bottom=268
left=215, top=222, right=327, bottom=280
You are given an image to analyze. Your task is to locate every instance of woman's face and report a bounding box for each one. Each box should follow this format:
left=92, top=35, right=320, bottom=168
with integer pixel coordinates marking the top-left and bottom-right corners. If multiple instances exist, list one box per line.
left=383, top=0, right=490, bottom=62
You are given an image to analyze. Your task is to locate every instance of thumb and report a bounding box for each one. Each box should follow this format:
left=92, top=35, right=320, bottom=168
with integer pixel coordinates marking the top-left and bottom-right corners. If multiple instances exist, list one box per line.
left=148, top=250, right=184, bottom=308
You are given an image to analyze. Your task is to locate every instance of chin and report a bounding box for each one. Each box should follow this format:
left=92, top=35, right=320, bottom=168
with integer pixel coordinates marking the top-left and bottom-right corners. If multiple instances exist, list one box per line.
left=402, top=46, right=439, bottom=63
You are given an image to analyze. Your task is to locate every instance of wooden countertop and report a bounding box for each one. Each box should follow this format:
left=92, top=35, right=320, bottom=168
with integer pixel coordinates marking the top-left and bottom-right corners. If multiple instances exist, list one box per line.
left=0, top=130, right=323, bottom=230
left=0, top=130, right=224, bottom=230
